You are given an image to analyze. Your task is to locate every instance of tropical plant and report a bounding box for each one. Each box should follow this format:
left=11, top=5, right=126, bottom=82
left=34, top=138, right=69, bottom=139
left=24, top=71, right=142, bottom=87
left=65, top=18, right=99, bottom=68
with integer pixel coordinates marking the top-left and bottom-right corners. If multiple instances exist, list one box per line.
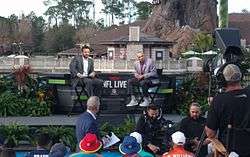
left=100, top=116, right=136, bottom=139
left=37, top=126, right=76, bottom=151
left=177, top=74, right=209, bottom=115
left=0, top=124, right=31, bottom=148
left=192, top=32, right=214, bottom=53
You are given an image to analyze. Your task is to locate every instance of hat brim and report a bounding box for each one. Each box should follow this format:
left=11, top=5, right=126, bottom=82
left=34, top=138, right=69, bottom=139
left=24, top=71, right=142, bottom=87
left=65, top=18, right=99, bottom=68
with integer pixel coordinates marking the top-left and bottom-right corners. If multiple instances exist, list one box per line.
left=79, top=140, right=102, bottom=154
left=119, top=143, right=142, bottom=155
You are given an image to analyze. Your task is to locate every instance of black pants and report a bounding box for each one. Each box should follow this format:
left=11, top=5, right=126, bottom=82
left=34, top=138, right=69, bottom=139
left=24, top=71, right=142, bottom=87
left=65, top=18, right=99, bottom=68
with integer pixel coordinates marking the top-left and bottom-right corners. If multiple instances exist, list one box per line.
left=127, top=78, right=153, bottom=97
left=78, top=77, right=103, bottom=96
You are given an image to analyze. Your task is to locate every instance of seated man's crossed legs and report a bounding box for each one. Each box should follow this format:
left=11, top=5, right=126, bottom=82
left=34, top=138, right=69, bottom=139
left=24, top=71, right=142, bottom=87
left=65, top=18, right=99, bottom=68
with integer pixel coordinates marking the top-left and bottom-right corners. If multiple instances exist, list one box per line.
left=126, top=77, right=152, bottom=107
left=79, top=77, right=104, bottom=97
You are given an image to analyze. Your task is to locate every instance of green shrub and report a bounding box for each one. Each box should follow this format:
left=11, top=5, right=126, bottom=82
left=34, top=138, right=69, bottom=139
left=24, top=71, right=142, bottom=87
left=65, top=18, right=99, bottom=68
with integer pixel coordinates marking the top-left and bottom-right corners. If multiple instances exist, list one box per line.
left=37, top=126, right=76, bottom=151
left=0, top=91, right=51, bottom=117
left=0, top=124, right=31, bottom=148
left=177, top=74, right=209, bottom=115
left=100, top=116, right=136, bottom=139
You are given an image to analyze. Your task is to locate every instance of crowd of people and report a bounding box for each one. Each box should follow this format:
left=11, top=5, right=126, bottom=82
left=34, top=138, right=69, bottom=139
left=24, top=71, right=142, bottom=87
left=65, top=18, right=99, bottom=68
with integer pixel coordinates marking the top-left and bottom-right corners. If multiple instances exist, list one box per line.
left=68, top=45, right=250, bottom=157
left=1, top=45, right=249, bottom=157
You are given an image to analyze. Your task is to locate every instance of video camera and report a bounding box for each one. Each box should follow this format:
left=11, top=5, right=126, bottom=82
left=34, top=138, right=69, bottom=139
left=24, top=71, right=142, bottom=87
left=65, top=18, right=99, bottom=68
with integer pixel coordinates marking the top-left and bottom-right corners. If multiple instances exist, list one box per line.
left=203, top=28, right=244, bottom=92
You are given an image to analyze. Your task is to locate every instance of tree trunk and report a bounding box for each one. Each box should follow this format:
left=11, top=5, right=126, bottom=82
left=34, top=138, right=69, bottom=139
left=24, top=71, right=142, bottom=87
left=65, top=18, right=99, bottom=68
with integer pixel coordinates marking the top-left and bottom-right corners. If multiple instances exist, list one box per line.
left=219, top=0, right=228, bottom=28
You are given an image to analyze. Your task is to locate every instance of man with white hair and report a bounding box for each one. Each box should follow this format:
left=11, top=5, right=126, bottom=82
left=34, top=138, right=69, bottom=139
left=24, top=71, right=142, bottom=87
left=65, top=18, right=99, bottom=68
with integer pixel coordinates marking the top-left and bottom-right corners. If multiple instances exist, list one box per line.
left=162, top=131, right=194, bottom=157
left=75, top=96, right=100, bottom=148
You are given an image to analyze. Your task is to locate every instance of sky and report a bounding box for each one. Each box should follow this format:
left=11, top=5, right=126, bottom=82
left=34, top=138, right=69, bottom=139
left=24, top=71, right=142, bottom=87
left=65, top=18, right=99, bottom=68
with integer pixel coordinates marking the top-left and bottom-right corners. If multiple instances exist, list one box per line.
left=0, top=0, right=249, bottom=20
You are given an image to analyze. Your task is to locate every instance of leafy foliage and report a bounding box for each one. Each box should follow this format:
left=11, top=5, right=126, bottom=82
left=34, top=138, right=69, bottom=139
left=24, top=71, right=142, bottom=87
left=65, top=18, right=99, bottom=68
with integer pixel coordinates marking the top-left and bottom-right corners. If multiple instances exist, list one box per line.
left=0, top=67, right=52, bottom=117
left=176, top=74, right=209, bottom=115
left=100, top=116, right=136, bottom=139
left=192, top=32, right=214, bottom=53
left=0, top=124, right=31, bottom=148
left=136, top=1, right=153, bottom=20
left=37, top=126, right=76, bottom=151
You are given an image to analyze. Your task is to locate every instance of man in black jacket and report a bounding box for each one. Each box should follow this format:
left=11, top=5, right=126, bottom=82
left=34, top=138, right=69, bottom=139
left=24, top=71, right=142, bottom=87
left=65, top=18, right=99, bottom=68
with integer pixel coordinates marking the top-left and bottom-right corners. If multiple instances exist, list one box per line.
left=136, top=105, right=174, bottom=155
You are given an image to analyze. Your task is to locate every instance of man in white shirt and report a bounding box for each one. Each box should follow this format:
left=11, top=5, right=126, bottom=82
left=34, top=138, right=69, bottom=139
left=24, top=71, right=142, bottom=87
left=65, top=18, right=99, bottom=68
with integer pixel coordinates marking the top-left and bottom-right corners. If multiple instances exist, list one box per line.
left=69, top=45, right=103, bottom=96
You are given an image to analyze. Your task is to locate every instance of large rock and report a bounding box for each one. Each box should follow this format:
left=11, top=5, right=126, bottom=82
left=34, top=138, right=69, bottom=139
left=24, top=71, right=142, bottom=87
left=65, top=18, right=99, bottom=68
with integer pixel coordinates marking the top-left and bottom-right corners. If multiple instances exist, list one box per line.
left=143, top=0, right=217, bottom=56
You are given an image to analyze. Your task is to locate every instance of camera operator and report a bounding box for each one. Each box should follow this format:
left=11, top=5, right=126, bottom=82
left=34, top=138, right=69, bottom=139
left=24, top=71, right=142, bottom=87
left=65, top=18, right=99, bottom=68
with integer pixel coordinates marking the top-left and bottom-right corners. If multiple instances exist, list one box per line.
left=205, top=64, right=250, bottom=157
left=135, top=105, right=174, bottom=156
left=179, top=102, right=208, bottom=157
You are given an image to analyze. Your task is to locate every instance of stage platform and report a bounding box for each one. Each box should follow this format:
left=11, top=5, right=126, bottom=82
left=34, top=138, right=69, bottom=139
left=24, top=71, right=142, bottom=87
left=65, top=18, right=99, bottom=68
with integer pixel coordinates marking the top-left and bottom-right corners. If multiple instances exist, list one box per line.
left=0, top=114, right=183, bottom=126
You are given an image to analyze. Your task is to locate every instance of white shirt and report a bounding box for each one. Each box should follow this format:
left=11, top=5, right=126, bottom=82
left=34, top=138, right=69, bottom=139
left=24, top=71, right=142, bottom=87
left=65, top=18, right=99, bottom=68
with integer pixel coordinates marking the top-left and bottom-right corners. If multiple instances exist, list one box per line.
left=87, top=109, right=96, bottom=120
left=82, top=57, right=88, bottom=76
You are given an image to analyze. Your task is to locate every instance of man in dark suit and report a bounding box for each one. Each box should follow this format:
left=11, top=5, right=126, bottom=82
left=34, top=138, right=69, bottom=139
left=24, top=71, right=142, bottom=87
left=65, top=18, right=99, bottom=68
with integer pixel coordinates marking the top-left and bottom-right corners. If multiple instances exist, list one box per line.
left=69, top=45, right=103, bottom=96
left=126, top=52, right=158, bottom=107
left=75, top=96, right=100, bottom=146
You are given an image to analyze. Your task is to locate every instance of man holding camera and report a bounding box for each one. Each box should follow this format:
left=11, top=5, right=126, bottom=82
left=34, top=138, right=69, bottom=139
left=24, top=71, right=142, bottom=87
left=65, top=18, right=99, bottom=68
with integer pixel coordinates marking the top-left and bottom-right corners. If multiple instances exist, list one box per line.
left=205, top=64, right=250, bottom=157
left=136, top=105, right=174, bottom=155
left=180, top=102, right=208, bottom=157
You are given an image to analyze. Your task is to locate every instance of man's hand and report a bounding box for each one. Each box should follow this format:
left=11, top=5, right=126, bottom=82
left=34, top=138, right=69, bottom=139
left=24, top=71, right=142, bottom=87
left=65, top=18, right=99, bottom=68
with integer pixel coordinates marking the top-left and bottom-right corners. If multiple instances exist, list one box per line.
left=147, top=143, right=160, bottom=153
left=135, top=74, right=144, bottom=80
left=89, top=72, right=96, bottom=78
left=77, top=73, right=84, bottom=78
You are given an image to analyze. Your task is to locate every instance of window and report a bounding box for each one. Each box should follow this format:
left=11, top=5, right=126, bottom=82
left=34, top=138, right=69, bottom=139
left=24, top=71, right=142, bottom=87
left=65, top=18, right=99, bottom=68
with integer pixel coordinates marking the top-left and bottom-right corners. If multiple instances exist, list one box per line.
left=187, top=60, right=192, bottom=67
left=108, top=51, right=113, bottom=60
left=155, top=51, right=163, bottom=60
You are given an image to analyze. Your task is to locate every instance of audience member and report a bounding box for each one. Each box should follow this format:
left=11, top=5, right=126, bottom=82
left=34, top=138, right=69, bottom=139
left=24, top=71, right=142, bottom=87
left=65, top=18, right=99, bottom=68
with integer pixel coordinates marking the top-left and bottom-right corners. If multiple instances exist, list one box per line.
left=25, top=133, right=51, bottom=157
left=0, top=148, right=15, bottom=157
left=162, top=131, right=194, bottom=157
left=49, top=143, right=71, bottom=157
left=130, top=132, right=153, bottom=157
left=70, top=133, right=102, bottom=157
left=136, top=105, right=173, bottom=155
left=119, top=136, right=141, bottom=157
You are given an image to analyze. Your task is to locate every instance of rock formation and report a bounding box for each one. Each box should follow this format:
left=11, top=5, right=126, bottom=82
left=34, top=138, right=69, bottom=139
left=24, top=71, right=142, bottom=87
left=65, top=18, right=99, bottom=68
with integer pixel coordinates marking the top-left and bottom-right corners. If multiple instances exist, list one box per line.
left=143, top=0, right=217, bottom=56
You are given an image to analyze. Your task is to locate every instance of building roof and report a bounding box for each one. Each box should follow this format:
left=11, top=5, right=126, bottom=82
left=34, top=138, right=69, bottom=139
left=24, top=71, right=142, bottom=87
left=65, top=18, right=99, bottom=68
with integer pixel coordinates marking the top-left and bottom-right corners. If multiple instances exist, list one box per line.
left=229, top=13, right=250, bottom=45
left=88, top=20, right=147, bottom=55
left=101, top=32, right=174, bottom=46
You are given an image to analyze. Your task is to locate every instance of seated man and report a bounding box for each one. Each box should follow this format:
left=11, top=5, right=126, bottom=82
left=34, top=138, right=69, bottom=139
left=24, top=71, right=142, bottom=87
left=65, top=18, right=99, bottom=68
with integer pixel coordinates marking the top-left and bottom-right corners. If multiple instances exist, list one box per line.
left=179, top=102, right=208, bottom=157
left=126, top=51, right=158, bottom=107
left=69, top=45, right=103, bottom=97
left=136, top=105, right=173, bottom=155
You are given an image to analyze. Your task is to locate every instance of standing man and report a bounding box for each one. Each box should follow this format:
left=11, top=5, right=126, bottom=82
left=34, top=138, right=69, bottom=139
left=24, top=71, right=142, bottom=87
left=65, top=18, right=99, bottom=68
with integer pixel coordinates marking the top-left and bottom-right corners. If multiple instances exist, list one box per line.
left=162, top=131, right=195, bottom=157
left=136, top=105, right=174, bottom=155
left=206, top=64, right=250, bottom=157
left=75, top=96, right=100, bottom=146
left=69, top=45, right=103, bottom=96
left=126, top=52, right=158, bottom=107
left=179, top=102, right=208, bottom=157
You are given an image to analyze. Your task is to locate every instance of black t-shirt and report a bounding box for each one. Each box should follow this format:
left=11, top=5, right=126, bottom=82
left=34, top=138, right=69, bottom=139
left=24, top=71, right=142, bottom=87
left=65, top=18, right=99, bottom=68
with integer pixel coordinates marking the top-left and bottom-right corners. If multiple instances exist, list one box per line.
left=180, top=116, right=207, bottom=157
left=206, top=87, right=250, bottom=156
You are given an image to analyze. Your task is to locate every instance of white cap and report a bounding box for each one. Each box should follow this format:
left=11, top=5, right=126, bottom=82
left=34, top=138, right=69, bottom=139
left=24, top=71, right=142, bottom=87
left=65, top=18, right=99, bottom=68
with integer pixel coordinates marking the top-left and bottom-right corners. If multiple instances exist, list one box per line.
left=130, top=132, right=142, bottom=144
left=171, top=131, right=186, bottom=145
left=229, top=152, right=239, bottom=157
